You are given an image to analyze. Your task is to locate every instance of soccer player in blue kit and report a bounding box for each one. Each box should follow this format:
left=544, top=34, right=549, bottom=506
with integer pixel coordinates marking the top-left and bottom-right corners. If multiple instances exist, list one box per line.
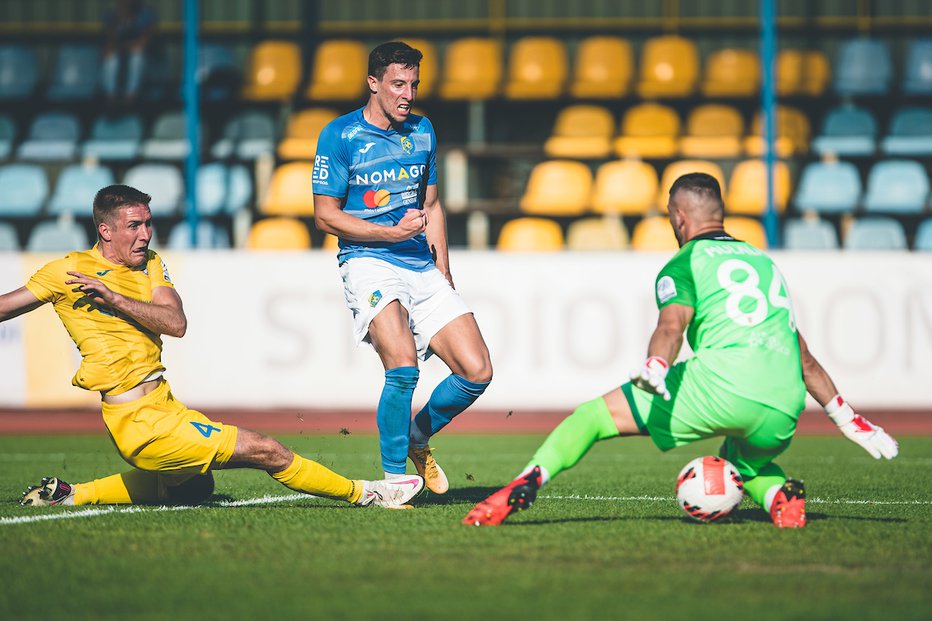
left=312, top=42, right=493, bottom=496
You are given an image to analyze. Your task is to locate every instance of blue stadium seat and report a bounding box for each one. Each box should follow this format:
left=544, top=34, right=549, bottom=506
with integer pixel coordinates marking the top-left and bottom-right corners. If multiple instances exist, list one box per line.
left=48, top=163, right=115, bottom=216
left=166, top=220, right=231, bottom=249
left=793, top=161, right=861, bottom=214
left=197, top=163, right=252, bottom=215
left=903, top=38, right=932, bottom=95
left=210, top=111, right=275, bottom=160
left=881, top=108, right=932, bottom=156
left=783, top=217, right=839, bottom=250
left=16, top=112, right=81, bottom=161
left=843, top=217, right=907, bottom=251
left=914, top=218, right=932, bottom=251
left=82, top=114, right=144, bottom=160
left=26, top=218, right=90, bottom=252
left=122, top=163, right=183, bottom=216
left=47, top=44, right=100, bottom=101
left=0, top=45, right=38, bottom=100
left=862, top=160, right=929, bottom=214
left=198, top=44, right=241, bottom=103
left=0, top=114, right=14, bottom=160
left=811, top=105, right=877, bottom=157
left=0, top=222, right=20, bottom=251
left=833, top=38, right=892, bottom=96
left=140, top=111, right=191, bottom=160
left=0, top=164, right=48, bottom=216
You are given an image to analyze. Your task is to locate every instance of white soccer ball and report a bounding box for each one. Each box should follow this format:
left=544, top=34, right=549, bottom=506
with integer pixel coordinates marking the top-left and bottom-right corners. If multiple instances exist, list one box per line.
left=675, top=456, right=744, bottom=522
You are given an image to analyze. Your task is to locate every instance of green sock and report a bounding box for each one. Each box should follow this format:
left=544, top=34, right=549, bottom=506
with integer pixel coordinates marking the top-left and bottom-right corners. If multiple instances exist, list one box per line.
left=524, top=397, right=619, bottom=482
left=742, top=462, right=786, bottom=510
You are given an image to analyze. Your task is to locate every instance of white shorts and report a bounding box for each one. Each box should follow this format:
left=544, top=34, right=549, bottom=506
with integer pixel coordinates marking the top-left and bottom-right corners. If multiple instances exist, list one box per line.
left=339, top=257, right=471, bottom=360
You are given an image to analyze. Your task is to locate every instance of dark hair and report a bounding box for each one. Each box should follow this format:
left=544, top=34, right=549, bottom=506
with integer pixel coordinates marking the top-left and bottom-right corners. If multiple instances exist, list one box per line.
left=368, top=41, right=422, bottom=81
left=93, top=184, right=151, bottom=228
left=669, top=172, right=723, bottom=206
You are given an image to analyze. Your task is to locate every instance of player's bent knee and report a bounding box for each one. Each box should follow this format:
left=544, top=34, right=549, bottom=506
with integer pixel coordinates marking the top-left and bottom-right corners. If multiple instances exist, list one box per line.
left=164, top=473, right=215, bottom=505
left=231, top=429, right=293, bottom=471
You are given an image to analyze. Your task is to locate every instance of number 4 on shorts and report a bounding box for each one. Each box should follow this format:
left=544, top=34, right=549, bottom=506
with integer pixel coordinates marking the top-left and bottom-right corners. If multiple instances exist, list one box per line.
left=191, top=422, right=221, bottom=438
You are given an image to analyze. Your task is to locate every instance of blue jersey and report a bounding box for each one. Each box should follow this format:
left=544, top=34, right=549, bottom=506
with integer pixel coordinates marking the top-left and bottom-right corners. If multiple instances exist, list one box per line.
left=312, top=107, right=438, bottom=271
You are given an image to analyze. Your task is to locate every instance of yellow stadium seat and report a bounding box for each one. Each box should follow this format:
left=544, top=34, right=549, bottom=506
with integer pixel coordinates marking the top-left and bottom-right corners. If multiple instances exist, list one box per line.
left=591, top=160, right=659, bottom=216
left=656, top=160, right=727, bottom=208
left=241, top=41, right=302, bottom=101
left=636, top=36, right=699, bottom=98
left=439, top=38, right=502, bottom=100
left=519, top=160, right=593, bottom=216
left=613, top=103, right=680, bottom=158
left=246, top=217, right=311, bottom=250
left=776, top=49, right=803, bottom=96
left=497, top=217, right=564, bottom=251
left=566, top=216, right=629, bottom=251
left=777, top=49, right=830, bottom=96
left=726, top=160, right=791, bottom=216
left=504, top=37, right=567, bottom=99
left=261, top=163, right=316, bottom=216
left=701, top=49, right=760, bottom=97
left=305, top=39, right=368, bottom=101
left=724, top=216, right=767, bottom=248
left=278, top=108, right=340, bottom=160
left=570, top=36, right=633, bottom=99
left=396, top=38, right=438, bottom=99
left=679, top=104, right=745, bottom=158
left=743, top=106, right=810, bottom=157
left=801, top=50, right=830, bottom=96
left=543, top=105, right=615, bottom=159
left=631, top=216, right=679, bottom=251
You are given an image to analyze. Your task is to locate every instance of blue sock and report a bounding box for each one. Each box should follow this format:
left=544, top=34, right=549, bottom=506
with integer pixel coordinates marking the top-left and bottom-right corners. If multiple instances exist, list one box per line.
left=411, top=374, right=490, bottom=446
left=377, top=366, right=419, bottom=474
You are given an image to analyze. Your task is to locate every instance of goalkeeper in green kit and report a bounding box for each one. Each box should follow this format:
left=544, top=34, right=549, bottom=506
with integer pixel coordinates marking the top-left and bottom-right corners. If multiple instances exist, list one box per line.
left=464, top=173, right=898, bottom=529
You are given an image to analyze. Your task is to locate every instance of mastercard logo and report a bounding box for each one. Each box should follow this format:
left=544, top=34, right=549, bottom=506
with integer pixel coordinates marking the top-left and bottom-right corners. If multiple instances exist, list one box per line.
left=363, top=189, right=391, bottom=208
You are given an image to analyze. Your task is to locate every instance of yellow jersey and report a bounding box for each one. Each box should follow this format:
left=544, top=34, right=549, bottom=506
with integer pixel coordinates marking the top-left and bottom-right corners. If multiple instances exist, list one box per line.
left=25, top=244, right=176, bottom=396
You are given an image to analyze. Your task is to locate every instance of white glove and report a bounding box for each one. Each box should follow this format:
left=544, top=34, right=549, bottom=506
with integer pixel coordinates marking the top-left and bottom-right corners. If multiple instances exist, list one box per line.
left=825, top=395, right=898, bottom=460
left=630, top=356, right=671, bottom=401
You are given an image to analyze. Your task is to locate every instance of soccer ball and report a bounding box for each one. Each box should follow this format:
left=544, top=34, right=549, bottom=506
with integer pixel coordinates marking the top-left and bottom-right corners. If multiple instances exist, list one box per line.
left=675, top=456, right=744, bottom=522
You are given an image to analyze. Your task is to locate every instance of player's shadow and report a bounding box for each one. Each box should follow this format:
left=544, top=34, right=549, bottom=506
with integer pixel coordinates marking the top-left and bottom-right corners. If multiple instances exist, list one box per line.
left=429, top=486, right=508, bottom=505
left=729, top=510, right=906, bottom=524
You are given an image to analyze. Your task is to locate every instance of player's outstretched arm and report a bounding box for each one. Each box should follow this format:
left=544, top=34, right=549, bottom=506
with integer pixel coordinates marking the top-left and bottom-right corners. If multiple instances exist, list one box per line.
left=630, top=304, right=693, bottom=400
left=798, top=332, right=898, bottom=460
left=0, top=287, right=45, bottom=322
left=313, top=194, right=427, bottom=243
left=65, top=272, right=187, bottom=337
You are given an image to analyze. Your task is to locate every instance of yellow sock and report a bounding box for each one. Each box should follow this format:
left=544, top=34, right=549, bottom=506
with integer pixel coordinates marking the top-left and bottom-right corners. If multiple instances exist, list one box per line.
left=270, top=453, right=361, bottom=503
left=73, top=471, right=162, bottom=505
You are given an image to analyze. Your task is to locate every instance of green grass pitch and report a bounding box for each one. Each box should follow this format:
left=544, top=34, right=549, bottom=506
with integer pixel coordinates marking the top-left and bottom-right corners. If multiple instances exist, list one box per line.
left=1, top=433, right=929, bottom=621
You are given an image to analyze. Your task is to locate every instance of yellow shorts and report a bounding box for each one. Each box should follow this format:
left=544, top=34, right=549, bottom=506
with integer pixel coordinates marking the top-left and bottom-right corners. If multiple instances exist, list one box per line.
left=101, top=380, right=238, bottom=474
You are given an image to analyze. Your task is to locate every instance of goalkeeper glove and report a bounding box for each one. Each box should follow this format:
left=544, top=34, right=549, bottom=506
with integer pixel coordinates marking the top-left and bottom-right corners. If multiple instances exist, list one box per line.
left=825, top=395, right=898, bottom=460
left=630, top=356, right=671, bottom=401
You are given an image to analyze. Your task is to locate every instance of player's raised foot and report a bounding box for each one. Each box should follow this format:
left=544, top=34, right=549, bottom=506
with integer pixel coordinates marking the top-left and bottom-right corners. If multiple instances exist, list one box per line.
left=408, top=445, right=449, bottom=494
left=20, top=477, right=75, bottom=507
left=358, top=475, right=425, bottom=509
left=770, top=478, right=806, bottom=528
left=462, top=466, right=542, bottom=527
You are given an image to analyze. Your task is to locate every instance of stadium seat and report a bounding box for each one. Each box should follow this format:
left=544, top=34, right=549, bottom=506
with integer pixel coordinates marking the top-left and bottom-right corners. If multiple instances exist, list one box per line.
left=16, top=112, right=81, bottom=161
left=166, top=220, right=231, bottom=249
left=241, top=41, right=302, bottom=101
left=793, top=161, right=861, bottom=214
left=0, top=222, right=19, bottom=251
left=862, top=160, right=929, bottom=214
left=591, top=159, right=658, bottom=216
left=439, top=38, right=502, bottom=100
left=678, top=104, right=744, bottom=158
left=914, top=218, right=932, bottom=251
left=834, top=38, right=892, bottom=96
left=519, top=160, right=592, bottom=216
left=0, top=45, right=38, bottom=100
left=656, top=160, right=726, bottom=209
left=278, top=107, right=339, bottom=160
left=811, top=105, right=877, bottom=157
left=0, top=114, right=14, bottom=160
left=903, top=38, right=932, bottom=95
left=630, top=216, right=678, bottom=251
left=46, top=44, right=99, bottom=101
left=783, top=217, right=840, bottom=250
left=261, top=162, right=316, bottom=216
left=726, top=160, right=791, bottom=215
left=197, top=162, right=252, bottom=215
left=48, top=163, right=115, bottom=216
left=569, top=36, right=633, bottom=99
left=566, top=216, right=629, bottom=251
left=881, top=107, right=932, bottom=156
left=496, top=217, right=564, bottom=251
left=543, top=105, right=614, bottom=159
left=0, top=164, right=48, bottom=216
left=504, top=37, right=567, bottom=99
left=613, top=103, right=680, bottom=158
left=843, top=217, right=907, bottom=251
left=82, top=114, right=143, bottom=160
left=123, top=163, right=183, bottom=216
left=635, top=36, right=699, bottom=98
left=141, top=112, right=193, bottom=160
left=744, top=106, right=810, bottom=157
left=246, top=217, right=311, bottom=250
left=26, top=219, right=90, bottom=252
left=701, top=49, right=760, bottom=97
left=395, top=38, right=437, bottom=99
left=776, top=49, right=831, bottom=96
left=305, top=39, right=368, bottom=101
left=197, top=43, right=241, bottom=103
left=211, top=110, right=276, bottom=160
left=723, top=216, right=767, bottom=248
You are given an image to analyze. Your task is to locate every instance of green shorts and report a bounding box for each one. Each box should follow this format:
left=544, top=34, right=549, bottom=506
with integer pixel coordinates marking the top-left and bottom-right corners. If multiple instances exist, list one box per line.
left=623, top=357, right=799, bottom=479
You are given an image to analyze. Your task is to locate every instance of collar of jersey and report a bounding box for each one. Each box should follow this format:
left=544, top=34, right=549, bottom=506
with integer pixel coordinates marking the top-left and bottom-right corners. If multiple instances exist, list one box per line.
left=688, top=230, right=736, bottom=243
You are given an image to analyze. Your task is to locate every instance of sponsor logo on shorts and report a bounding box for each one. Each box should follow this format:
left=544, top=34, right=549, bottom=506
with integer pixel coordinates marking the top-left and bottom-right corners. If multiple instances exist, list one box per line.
left=368, top=290, right=383, bottom=307
left=657, top=276, right=677, bottom=303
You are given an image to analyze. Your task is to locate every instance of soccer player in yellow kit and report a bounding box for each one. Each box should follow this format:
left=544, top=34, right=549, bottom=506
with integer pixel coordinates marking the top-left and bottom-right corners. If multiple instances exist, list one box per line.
left=4, top=185, right=423, bottom=509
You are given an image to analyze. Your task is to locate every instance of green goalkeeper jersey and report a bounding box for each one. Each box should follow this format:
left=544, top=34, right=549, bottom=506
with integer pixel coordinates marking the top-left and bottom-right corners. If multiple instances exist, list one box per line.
left=655, top=232, right=806, bottom=415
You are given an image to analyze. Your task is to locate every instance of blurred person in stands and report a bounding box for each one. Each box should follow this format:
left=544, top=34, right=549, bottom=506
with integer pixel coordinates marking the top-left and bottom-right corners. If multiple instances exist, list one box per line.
left=3, top=185, right=423, bottom=509
left=101, top=0, right=156, bottom=105
left=313, top=42, right=492, bottom=496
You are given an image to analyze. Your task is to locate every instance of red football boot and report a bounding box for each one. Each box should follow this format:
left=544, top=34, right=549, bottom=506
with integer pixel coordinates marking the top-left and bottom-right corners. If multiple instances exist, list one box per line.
left=463, top=466, right=542, bottom=527
left=770, top=478, right=806, bottom=528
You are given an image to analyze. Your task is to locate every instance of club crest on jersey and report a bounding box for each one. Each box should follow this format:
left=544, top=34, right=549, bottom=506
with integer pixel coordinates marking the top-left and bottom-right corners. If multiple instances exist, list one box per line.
left=368, top=290, right=383, bottom=307
left=399, top=136, right=413, bottom=154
